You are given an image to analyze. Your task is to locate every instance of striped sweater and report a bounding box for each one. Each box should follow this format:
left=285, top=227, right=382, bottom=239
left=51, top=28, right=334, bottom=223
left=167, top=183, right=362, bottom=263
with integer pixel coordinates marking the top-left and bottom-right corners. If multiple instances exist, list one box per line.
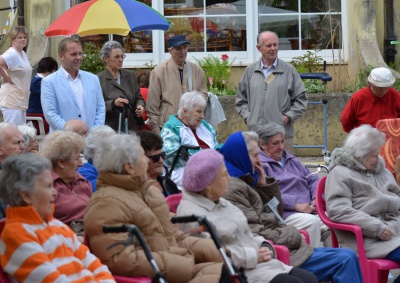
left=0, top=206, right=115, bottom=282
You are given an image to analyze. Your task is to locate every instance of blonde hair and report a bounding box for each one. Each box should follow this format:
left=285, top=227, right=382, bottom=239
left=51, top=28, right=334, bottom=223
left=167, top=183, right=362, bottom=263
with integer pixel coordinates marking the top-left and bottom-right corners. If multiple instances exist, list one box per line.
left=41, top=131, right=85, bottom=167
left=9, top=26, right=29, bottom=46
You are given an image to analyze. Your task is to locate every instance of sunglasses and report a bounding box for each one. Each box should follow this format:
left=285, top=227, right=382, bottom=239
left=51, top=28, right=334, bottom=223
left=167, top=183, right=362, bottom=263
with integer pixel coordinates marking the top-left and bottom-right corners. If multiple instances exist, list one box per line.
left=148, top=151, right=166, bottom=163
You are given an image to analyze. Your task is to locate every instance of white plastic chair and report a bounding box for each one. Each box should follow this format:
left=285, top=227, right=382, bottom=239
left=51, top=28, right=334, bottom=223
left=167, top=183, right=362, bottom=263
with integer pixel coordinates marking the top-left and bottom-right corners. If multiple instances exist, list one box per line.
left=26, top=116, right=46, bottom=140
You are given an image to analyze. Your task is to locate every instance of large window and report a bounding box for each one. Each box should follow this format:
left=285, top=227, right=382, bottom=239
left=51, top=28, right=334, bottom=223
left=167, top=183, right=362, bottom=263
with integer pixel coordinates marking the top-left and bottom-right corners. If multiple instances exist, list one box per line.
left=260, top=0, right=342, bottom=51
left=74, top=0, right=345, bottom=67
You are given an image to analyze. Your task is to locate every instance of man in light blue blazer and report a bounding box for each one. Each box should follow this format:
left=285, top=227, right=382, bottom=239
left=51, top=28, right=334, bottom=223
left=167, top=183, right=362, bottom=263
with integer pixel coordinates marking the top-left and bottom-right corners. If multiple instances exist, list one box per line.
left=41, top=37, right=105, bottom=131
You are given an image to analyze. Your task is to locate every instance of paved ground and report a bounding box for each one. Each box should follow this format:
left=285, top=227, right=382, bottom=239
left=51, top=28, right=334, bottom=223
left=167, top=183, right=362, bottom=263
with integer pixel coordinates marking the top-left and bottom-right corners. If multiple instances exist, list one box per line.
left=298, top=155, right=400, bottom=282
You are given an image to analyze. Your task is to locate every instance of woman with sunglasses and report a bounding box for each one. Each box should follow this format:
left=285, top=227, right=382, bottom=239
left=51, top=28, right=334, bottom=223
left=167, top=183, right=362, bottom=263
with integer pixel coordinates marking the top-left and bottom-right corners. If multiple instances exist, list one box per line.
left=97, top=41, right=145, bottom=132
left=137, top=130, right=180, bottom=196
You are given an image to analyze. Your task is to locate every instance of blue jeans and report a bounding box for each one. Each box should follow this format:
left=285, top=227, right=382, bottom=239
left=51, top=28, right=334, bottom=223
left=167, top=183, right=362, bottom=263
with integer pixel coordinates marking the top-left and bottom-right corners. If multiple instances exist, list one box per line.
left=300, top=247, right=363, bottom=283
left=385, top=247, right=400, bottom=283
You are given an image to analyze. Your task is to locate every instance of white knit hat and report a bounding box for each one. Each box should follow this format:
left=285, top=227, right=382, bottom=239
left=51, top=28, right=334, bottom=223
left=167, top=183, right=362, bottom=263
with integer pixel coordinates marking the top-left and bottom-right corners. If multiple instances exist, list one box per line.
left=368, top=67, right=395, bottom=87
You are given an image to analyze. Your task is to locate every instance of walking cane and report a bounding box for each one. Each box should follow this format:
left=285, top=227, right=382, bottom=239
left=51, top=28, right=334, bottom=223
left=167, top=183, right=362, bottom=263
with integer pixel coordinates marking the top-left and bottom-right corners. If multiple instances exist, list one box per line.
left=117, top=109, right=123, bottom=134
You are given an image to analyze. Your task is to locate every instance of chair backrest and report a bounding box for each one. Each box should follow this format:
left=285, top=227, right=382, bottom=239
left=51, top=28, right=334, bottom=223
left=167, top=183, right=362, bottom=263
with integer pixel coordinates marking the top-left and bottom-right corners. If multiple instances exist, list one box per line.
left=0, top=219, right=11, bottom=283
left=315, top=176, right=339, bottom=247
left=165, top=193, right=182, bottom=213
left=26, top=115, right=47, bottom=140
left=376, top=118, right=400, bottom=173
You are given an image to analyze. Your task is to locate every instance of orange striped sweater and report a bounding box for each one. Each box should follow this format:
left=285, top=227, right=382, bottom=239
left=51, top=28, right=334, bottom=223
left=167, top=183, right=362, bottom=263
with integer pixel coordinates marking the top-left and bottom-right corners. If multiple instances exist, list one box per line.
left=0, top=206, right=115, bottom=282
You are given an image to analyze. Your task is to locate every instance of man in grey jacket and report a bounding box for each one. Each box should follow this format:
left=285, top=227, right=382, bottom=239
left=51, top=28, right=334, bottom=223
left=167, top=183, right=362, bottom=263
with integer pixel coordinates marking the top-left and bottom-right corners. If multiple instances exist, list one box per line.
left=236, top=31, right=307, bottom=153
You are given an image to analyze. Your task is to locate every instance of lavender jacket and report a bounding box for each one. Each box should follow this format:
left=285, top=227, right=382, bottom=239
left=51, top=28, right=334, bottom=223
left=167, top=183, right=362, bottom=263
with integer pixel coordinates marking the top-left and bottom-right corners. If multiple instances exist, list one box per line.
left=259, top=150, right=319, bottom=219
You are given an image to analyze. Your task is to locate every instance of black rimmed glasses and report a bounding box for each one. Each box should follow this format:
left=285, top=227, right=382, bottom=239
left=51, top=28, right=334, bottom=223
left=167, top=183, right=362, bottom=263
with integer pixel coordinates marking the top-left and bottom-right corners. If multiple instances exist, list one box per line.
left=148, top=151, right=166, bottom=163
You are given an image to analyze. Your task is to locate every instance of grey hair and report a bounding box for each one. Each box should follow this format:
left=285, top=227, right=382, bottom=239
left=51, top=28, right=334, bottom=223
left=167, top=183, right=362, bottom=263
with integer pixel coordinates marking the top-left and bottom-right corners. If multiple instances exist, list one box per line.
left=18, top=124, right=37, bottom=148
left=84, top=125, right=116, bottom=160
left=0, top=122, right=17, bottom=146
left=93, top=134, right=141, bottom=174
left=177, top=91, right=207, bottom=117
left=100, top=40, right=124, bottom=61
left=0, top=154, right=51, bottom=206
left=257, top=123, right=285, bottom=145
left=342, top=124, right=385, bottom=161
left=257, top=31, right=279, bottom=46
left=242, top=131, right=259, bottom=151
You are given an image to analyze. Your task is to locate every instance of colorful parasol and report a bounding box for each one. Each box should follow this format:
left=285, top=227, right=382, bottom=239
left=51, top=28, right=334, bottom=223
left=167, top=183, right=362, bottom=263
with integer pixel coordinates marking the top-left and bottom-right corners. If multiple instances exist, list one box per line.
left=44, top=0, right=171, bottom=37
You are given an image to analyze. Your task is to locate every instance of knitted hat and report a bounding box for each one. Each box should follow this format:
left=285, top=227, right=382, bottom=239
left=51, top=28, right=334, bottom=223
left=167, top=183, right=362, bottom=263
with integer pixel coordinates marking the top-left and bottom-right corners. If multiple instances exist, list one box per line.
left=368, top=67, right=395, bottom=87
left=182, top=149, right=224, bottom=192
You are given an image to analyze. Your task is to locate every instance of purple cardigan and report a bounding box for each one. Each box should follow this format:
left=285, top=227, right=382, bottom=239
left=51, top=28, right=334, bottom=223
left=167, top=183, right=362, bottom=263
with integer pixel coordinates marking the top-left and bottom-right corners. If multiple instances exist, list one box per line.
left=259, top=150, right=319, bottom=219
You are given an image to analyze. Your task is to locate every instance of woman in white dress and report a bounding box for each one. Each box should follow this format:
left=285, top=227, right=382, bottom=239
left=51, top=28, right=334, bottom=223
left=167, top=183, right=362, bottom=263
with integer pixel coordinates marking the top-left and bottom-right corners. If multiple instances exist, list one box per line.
left=0, top=26, right=32, bottom=124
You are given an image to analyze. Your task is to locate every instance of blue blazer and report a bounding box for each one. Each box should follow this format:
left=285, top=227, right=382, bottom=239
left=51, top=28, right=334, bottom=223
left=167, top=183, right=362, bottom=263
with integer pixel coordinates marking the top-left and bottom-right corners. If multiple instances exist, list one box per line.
left=41, top=68, right=105, bottom=131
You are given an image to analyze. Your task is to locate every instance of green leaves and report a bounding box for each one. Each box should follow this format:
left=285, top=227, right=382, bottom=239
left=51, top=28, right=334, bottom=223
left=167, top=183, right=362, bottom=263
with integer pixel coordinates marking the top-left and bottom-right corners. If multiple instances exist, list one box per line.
left=81, top=42, right=105, bottom=74
left=194, top=54, right=236, bottom=95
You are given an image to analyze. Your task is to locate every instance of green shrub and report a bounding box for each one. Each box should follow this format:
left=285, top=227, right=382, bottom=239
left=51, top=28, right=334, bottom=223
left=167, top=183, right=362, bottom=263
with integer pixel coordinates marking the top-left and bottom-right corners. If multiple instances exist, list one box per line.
left=81, top=42, right=105, bottom=74
left=344, top=65, right=373, bottom=93
left=290, top=51, right=325, bottom=93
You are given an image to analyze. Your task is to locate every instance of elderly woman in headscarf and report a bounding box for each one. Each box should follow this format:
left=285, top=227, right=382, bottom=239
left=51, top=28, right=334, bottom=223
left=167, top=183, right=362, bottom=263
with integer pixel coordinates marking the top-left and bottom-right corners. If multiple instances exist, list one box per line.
left=78, top=125, right=116, bottom=192
left=161, top=91, right=220, bottom=190
left=326, top=124, right=400, bottom=274
left=41, top=131, right=91, bottom=233
left=0, top=154, right=115, bottom=282
left=97, top=40, right=145, bottom=132
left=18, top=123, right=39, bottom=153
left=177, top=149, right=318, bottom=283
left=256, top=122, right=329, bottom=248
left=218, top=131, right=363, bottom=283
left=84, top=133, right=231, bottom=283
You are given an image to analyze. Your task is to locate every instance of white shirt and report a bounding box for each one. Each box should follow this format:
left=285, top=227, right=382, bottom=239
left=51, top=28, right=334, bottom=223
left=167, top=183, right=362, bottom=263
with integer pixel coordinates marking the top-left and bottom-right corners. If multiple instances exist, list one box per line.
left=60, top=66, right=87, bottom=124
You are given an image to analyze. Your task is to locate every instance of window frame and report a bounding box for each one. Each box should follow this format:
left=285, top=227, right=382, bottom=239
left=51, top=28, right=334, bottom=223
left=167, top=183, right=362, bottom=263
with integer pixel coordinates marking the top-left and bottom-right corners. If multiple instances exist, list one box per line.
left=86, top=0, right=347, bottom=68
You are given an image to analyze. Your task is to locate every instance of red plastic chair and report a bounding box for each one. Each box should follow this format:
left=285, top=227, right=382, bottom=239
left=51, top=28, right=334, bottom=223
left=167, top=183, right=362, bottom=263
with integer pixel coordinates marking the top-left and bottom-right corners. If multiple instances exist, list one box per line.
left=166, top=193, right=182, bottom=213
left=316, top=176, right=400, bottom=283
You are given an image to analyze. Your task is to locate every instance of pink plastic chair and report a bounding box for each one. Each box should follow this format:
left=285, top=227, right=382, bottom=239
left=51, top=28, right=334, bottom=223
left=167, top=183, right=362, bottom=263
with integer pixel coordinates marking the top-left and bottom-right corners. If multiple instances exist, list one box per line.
left=165, top=193, right=182, bottom=213
left=316, top=176, right=400, bottom=283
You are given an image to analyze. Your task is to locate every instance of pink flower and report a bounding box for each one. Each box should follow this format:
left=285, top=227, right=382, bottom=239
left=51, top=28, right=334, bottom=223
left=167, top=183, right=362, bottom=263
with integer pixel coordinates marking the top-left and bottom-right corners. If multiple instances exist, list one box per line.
left=222, top=80, right=226, bottom=84
left=208, top=77, right=213, bottom=85
left=221, top=54, right=229, bottom=61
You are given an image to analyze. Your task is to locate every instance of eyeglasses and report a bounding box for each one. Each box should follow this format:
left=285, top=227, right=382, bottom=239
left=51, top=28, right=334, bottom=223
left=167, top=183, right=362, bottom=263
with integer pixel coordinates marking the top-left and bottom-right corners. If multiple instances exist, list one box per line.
left=113, top=55, right=126, bottom=60
left=147, top=151, right=166, bottom=163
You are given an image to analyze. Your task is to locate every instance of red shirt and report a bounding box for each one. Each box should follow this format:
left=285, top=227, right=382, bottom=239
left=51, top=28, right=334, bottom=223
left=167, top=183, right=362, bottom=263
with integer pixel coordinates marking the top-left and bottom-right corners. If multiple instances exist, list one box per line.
left=340, top=86, right=400, bottom=133
left=52, top=171, right=92, bottom=225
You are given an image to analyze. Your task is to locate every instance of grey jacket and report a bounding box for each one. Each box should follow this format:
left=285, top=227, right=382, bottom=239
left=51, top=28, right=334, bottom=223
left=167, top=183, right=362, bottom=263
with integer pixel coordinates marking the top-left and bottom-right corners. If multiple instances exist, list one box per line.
left=97, top=68, right=145, bottom=132
left=235, top=58, right=307, bottom=137
left=224, top=177, right=314, bottom=267
left=326, top=148, right=400, bottom=258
